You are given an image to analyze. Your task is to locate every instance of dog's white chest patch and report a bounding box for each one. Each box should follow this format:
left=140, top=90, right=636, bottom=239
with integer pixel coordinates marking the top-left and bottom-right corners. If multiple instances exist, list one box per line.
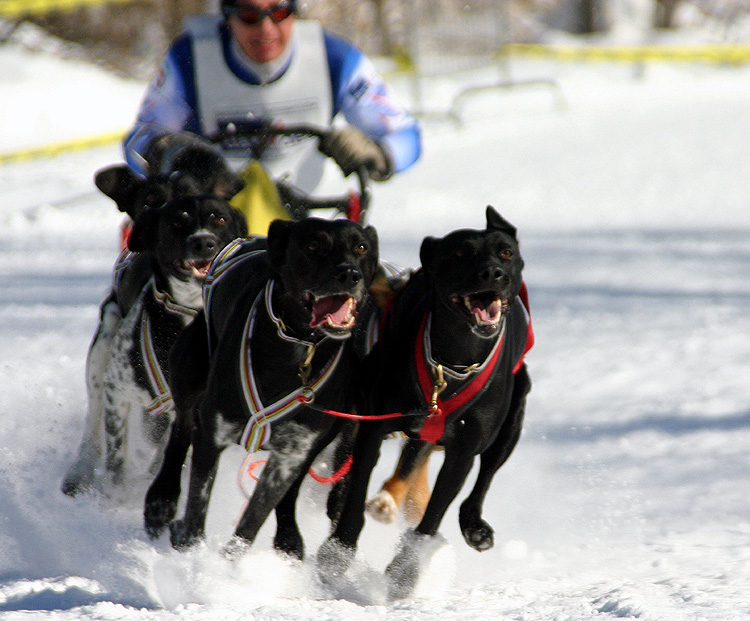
left=168, top=276, right=203, bottom=316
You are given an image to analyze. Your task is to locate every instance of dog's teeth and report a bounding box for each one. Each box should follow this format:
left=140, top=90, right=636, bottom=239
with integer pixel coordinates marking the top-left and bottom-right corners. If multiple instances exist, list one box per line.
left=314, top=295, right=357, bottom=330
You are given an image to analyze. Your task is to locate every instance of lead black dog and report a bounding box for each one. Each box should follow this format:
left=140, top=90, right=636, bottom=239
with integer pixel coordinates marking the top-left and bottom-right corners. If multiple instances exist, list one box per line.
left=145, top=217, right=379, bottom=560
left=318, top=206, right=533, bottom=600
left=61, top=172, right=246, bottom=497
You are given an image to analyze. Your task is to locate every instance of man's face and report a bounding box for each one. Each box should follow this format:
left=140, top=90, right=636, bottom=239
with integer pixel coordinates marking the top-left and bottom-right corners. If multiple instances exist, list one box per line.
left=227, top=0, right=296, bottom=64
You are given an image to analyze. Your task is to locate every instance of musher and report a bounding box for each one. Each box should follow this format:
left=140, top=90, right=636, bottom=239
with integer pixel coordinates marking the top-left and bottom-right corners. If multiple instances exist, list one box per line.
left=123, top=0, right=422, bottom=232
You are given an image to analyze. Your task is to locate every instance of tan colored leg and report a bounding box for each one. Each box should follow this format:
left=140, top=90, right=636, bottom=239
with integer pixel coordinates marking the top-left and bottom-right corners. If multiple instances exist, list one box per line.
left=402, top=458, right=431, bottom=525
left=366, top=470, right=415, bottom=524
left=366, top=444, right=435, bottom=524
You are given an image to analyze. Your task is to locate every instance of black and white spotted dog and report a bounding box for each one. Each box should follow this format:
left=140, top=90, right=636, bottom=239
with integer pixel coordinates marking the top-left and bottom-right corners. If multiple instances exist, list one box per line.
left=61, top=170, right=246, bottom=498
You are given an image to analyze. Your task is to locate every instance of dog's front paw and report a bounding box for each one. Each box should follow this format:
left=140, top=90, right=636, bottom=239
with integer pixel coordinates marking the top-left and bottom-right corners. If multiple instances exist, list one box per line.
left=220, top=536, right=252, bottom=560
left=273, top=523, right=304, bottom=561
left=144, top=496, right=178, bottom=540
left=385, top=529, right=448, bottom=600
left=169, top=519, right=202, bottom=551
left=365, top=490, right=398, bottom=524
left=60, top=461, right=96, bottom=497
left=460, top=517, right=494, bottom=551
left=316, top=537, right=355, bottom=584
left=385, top=529, right=424, bottom=600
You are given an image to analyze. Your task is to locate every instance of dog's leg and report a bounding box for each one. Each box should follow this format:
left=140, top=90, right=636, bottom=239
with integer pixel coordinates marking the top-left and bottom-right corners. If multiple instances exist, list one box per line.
left=98, top=305, right=143, bottom=491
left=229, top=421, right=332, bottom=556
left=169, top=422, right=224, bottom=549
left=402, top=447, right=434, bottom=525
left=144, top=406, right=194, bottom=539
left=317, top=424, right=385, bottom=579
left=61, top=299, right=121, bottom=496
left=325, top=422, right=356, bottom=527
left=385, top=441, right=476, bottom=600
left=145, top=316, right=208, bottom=539
left=104, top=398, right=131, bottom=489
left=459, top=364, right=530, bottom=552
left=272, top=470, right=306, bottom=560
left=366, top=439, right=433, bottom=524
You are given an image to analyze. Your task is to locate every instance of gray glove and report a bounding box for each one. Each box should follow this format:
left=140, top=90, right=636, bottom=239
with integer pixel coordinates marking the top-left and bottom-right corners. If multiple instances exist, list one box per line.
left=320, top=126, right=393, bottom=181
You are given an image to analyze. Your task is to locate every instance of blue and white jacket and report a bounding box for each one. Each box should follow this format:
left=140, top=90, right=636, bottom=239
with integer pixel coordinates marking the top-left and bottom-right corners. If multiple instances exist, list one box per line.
left=124, top=16, right=421, bottom=191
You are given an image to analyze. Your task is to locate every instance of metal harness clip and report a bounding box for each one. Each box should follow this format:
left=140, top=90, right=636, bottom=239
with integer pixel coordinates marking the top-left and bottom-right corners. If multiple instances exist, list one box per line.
left=298, top=343, right=317, bottom=388
left=428, top=363, right=448, bottom=416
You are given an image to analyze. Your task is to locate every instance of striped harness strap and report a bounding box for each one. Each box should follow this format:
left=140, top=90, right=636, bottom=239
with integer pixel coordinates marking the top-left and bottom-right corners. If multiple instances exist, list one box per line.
left=141, top=279, right=199, bottom=416
left=203, top=236, right=265, bottom=316
left=239, top=281, right=344, bottom=453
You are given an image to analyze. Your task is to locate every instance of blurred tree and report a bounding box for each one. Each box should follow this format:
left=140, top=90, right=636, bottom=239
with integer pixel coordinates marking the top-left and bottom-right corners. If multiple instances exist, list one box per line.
left=159, top=0, right=206, bottom=41
left=542, top=0, right=609, bottom=34
left=654, top=0, right=681, bottom=29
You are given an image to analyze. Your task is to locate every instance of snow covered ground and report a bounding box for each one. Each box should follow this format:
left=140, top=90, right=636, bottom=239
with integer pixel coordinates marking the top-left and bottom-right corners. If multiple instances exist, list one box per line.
left=2, top=21, right=750, bottom=621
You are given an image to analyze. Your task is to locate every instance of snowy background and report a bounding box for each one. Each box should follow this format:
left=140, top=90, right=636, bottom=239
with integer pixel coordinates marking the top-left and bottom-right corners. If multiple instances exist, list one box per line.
left=2, top=13, right=750, bottom=621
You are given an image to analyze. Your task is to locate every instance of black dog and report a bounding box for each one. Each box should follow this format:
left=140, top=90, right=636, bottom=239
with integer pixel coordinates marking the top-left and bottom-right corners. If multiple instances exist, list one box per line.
left=61, top=173, right=246, bottom=497
left=318, top=206, right=533, bottom=600
left=144, top=217, right=379, bottom=560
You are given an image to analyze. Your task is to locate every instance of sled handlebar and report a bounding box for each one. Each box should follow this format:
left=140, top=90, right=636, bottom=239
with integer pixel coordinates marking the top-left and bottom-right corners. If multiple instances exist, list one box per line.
left=209, top=121, right=371, bottom=223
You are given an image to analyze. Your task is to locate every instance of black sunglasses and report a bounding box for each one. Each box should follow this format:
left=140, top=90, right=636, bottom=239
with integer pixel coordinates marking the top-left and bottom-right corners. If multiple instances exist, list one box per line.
left=224, top=1, right=296, bottom=26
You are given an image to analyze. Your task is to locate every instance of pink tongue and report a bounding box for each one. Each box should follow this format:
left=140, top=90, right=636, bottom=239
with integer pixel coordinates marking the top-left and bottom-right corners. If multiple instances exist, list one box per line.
left=472, top=299, right=501, bottom=324
left=191, top=260, right=212, bottom=277
left=311, top=295, right=352, bottom=327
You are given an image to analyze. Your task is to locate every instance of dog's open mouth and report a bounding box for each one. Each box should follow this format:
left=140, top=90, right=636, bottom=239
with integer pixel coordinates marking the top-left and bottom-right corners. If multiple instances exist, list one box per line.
left=175, top=259, right=213, bottom=279
left=308, top=293, right=357, bottom=331
left=452, top=291, right=507, bottom=326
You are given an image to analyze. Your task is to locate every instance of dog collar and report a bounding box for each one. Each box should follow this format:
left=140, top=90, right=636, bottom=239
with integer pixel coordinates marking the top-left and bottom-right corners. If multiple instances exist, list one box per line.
left=264, top=279, right=317, bottom=347
left=422, top=312, right=505, bottom=381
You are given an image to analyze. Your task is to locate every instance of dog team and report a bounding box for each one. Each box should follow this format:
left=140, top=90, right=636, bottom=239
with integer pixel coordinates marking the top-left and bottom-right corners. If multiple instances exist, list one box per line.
left=60, top=150, right=533, bottom=599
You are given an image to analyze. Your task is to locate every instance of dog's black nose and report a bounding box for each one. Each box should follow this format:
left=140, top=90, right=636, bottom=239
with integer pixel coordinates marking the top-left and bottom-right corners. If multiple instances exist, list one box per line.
left=188, top=233, right=218, bottom=257
left=336, top=264, right=362, bottom=287
left=479, top=264, right=505, bottom=283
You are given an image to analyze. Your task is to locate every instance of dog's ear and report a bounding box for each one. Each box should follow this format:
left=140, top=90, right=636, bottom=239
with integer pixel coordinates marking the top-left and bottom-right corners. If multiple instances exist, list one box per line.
left=128, top=208, right=160, bottom=253
left=212, top=171, right=246, bottom=200
left=364, top=225, right=379, bottom=265
left=419, top=236, right=440, bottom=275
left=169, top=171, right=202, bottom=197
left=486, top=205, right=517, bottom=239
left=267, top=219, right=294, bottom=267
left=362, top=225, right=380, bottom=282
left=94, top=165, right=143, bottom=218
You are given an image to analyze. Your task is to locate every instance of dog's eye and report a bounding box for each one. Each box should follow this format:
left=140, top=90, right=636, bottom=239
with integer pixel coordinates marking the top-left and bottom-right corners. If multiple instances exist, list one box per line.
left=500, top=249, right=514, bottom=259
left=355, top=244, right=367, bottom=255
left=307, top=240, right=321, bottom=253
left=211, top=213, right=227, bottom=226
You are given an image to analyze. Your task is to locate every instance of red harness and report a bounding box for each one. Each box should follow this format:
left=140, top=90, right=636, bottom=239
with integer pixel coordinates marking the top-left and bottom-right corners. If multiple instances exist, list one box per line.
left=415, top=282, right=533, bottom=443
left=300, top=283, right=534, bottom=445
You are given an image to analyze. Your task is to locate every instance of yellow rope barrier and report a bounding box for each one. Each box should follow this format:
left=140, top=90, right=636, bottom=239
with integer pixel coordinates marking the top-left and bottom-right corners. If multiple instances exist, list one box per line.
left=502, top=43, right=750, bottom=66
left=3, top=41, right=748, bottom=164
left=0, top=0, right=138, bottom=18
left=0, top=130, right=125, bottom=164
